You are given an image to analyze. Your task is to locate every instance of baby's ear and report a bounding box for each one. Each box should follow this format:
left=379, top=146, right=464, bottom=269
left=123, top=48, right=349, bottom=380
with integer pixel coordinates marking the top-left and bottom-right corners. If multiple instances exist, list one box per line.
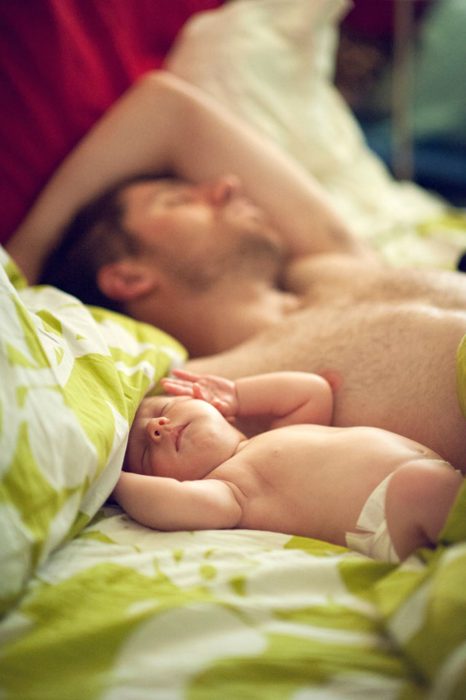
left=97, top=259, right=159, bottom=301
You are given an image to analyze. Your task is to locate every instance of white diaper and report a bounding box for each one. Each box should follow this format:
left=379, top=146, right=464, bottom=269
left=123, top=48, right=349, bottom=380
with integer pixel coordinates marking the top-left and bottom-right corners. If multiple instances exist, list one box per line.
left=345, top=474, right=400, bottom=563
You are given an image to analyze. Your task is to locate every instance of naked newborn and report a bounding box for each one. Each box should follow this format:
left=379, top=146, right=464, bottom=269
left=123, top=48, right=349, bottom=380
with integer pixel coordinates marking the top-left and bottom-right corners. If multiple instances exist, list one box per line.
left=114, top=369, right=463, bottom=562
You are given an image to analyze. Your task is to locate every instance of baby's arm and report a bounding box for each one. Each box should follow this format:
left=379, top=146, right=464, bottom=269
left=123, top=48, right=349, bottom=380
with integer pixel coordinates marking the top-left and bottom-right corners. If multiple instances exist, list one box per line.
left=163, top=369, right=334, bottom=427
left=113, top=471, right=242, bottom=531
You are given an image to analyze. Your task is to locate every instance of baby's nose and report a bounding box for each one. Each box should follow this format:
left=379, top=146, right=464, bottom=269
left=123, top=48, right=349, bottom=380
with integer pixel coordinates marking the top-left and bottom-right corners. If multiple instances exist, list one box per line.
left=146, top=416, right=171, bottom=444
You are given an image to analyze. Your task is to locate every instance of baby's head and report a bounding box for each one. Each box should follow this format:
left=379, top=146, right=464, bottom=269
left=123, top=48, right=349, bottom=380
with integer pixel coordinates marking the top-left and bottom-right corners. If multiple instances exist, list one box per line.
left=125, top=394, right=244, bottom=480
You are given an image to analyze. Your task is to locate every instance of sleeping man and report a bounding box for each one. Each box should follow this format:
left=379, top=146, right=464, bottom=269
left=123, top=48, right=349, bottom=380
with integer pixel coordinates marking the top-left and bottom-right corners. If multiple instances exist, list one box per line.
left=7, top=72, right=466, bottom=471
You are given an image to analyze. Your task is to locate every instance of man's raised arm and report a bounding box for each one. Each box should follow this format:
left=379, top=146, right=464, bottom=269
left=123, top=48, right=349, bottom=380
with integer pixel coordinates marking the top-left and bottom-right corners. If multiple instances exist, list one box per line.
left=7, top=71, right=371, bottom=284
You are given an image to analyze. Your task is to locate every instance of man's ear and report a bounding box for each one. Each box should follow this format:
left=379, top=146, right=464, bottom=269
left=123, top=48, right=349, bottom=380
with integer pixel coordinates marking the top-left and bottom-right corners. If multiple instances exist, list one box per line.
left=97, top=260, right=159, bottom=302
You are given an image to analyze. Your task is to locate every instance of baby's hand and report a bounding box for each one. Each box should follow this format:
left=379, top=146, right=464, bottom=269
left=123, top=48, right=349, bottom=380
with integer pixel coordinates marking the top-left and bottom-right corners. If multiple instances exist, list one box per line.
left=161, top=369, right=238, bottom=418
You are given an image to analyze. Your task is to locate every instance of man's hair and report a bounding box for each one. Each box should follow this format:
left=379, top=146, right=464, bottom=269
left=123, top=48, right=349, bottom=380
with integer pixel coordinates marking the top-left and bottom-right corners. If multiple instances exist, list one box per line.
left=39, top=174, right=159, bottom=312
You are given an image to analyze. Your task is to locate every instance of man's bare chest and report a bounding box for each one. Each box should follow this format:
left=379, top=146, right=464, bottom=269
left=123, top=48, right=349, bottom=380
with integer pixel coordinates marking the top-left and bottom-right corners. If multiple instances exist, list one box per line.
left=299, top=264, right=466, bottom=311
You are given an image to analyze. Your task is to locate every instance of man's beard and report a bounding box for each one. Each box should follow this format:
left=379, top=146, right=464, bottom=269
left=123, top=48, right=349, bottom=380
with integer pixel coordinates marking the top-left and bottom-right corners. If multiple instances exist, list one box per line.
left=162, top=232, right=284, bottom=293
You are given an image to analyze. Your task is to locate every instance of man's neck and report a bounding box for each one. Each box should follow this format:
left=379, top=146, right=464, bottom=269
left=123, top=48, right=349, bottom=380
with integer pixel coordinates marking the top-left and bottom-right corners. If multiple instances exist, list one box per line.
left=193, top=283, right=299, bottom=356
left=184, top=278, right=302, bottom=357
left=128, top=278, right=299, bottom=358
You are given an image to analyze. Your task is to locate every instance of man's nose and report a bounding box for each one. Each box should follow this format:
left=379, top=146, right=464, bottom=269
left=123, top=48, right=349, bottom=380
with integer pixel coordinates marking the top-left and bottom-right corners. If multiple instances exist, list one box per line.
left=146, top=416, right=171, bottom=444
left=201, top=174, right=242, bottom=205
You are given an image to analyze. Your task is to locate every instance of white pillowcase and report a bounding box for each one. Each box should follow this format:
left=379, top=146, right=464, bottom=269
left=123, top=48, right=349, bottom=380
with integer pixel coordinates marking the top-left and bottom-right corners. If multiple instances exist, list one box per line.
left=167, top=0, right=466, bottom=269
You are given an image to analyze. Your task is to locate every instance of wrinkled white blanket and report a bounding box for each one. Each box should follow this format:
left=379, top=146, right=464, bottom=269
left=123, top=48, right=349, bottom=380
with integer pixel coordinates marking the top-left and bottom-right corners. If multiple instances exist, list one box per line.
left=167, top=0, right=466, bottom=269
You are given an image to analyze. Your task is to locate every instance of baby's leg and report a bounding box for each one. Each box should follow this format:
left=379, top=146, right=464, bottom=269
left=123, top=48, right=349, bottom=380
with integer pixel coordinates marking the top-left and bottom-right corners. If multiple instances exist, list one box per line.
left=385, top=460, right=463, bottom=560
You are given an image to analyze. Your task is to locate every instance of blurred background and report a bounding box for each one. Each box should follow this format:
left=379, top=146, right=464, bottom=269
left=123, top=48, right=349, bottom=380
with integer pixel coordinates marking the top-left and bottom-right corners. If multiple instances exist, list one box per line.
left=334, top=0, right=466, bottom=206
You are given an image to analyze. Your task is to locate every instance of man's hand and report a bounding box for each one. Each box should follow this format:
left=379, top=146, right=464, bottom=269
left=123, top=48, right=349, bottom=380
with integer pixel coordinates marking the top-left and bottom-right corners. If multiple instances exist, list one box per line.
left=161, top=368, right=239, bottom=419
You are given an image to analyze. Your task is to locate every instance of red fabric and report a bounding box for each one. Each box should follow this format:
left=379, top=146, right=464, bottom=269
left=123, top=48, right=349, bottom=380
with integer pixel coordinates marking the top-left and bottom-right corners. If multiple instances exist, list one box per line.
left=0, top=0, right=222, bottom=243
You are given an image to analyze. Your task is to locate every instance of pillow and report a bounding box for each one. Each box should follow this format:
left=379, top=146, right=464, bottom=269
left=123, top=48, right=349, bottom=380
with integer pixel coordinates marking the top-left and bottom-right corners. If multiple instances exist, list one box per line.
left=167, top=0, right=466, bottom=270
left=0, top=247, right=186, bottom=615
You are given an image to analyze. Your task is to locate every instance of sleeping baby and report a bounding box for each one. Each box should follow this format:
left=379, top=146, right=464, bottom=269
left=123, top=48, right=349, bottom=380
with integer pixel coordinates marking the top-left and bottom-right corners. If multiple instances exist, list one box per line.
left=113, top=369, right=463, bottom=562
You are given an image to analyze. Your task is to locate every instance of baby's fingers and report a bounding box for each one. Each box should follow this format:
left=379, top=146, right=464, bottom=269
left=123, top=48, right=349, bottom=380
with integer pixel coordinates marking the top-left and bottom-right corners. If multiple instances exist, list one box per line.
left=161, top=378, right=194, bottom=396
left=211, top=398, right=231, bottom=416
left=192, top=383, right=208, bottom=400
left=171, top=368, right=202, bottom=383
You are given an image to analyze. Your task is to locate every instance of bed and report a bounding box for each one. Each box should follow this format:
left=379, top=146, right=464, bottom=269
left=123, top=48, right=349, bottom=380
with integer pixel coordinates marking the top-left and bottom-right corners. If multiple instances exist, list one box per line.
left=2, top=2, right=466, bottom=699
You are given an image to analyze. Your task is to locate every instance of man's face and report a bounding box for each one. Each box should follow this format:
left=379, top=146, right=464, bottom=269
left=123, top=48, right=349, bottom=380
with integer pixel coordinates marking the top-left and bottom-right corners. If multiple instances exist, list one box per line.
left=121, top=175, right=284, bottom=290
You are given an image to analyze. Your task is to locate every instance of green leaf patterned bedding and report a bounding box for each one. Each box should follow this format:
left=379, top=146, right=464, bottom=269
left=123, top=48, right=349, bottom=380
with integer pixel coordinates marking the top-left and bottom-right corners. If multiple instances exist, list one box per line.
left=1, top=499, right=466, bottom=699
left=1, top=240, right=466, bottom=699
left=0, top=245, right=186, bottom=615
left=3, top=2, right=466, bottom=696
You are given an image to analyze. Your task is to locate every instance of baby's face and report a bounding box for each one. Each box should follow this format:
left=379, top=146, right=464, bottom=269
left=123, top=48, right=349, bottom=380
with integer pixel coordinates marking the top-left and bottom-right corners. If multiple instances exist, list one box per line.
left=125, top=395, right=243, bottom=480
